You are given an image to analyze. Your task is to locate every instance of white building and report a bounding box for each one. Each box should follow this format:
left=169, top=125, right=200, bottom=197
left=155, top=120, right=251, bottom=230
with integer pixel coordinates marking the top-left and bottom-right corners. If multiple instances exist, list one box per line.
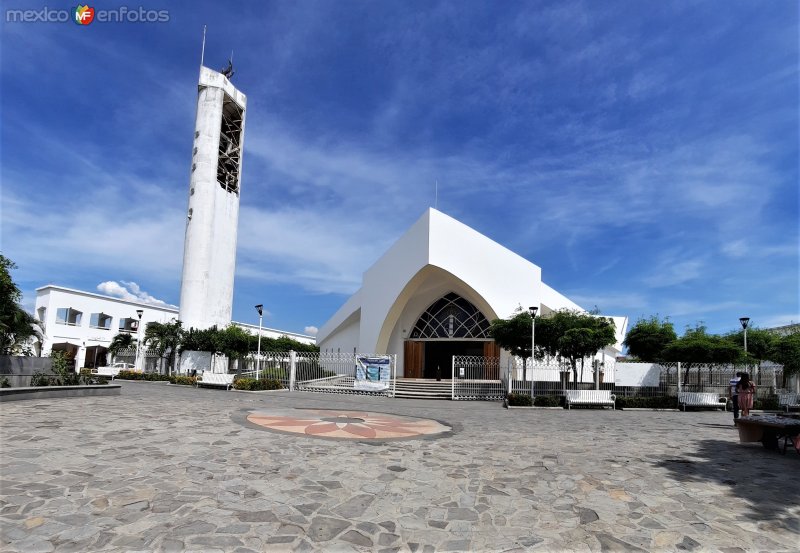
left=34, top=285, right=314, bottom=369
left=317, top=208, right=627, bottom=378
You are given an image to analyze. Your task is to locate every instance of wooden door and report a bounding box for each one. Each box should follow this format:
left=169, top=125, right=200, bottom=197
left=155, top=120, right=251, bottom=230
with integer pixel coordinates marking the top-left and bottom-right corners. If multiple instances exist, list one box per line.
left=484, top=341, right=500, bottom=379
left=403, top=341, right=424, bottom=379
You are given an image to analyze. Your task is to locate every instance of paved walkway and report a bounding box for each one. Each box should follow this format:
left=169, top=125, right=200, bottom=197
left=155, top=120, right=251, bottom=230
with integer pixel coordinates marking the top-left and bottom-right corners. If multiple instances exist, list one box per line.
left=1, top=381, right=798, bottom=552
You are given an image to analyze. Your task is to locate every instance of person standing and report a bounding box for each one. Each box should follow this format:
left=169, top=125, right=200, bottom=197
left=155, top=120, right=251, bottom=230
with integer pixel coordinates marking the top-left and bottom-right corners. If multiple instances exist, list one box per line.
left=730, top=371, right=742, bottom=421
left=736, top=373, right=756, bottom=418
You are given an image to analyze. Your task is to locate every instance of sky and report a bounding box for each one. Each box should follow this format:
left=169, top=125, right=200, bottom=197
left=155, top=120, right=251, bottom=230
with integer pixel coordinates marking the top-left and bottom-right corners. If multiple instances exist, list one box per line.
left=1, top=0, right=798, bottom=340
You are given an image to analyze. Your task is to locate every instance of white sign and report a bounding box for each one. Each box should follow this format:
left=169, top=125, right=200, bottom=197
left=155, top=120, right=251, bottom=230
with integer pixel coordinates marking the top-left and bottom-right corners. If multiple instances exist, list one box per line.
left=354, top=356, right=391, bottom=391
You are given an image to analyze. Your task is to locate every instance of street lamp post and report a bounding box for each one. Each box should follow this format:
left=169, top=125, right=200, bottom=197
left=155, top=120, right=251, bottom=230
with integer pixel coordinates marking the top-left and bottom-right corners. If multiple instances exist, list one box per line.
left=529, top=306, right=538, bottom=398
left=135, top=309, right=144, bottom=373
left=739, top=317, right=750, bottom=354
left=255, top=304, right=263, bottom=380
left=740, top=316, right=751, bottom=383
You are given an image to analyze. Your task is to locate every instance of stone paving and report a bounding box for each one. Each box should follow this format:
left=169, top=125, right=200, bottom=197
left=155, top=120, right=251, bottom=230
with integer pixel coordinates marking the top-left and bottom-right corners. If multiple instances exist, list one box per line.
left=0, top=381, right=798, bottom=553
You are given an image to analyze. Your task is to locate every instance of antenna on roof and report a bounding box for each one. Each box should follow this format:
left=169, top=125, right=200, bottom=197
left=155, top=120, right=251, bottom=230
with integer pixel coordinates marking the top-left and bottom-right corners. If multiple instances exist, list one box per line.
left=200, top=25, right=207, bottom=68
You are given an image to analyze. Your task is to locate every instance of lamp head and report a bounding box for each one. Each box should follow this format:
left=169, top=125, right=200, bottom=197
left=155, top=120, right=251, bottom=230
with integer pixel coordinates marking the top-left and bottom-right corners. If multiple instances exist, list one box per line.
left=136, top=309, right=143, bottom=319
left=739, top=317, right=750, bottom=330
left=255, top=304, right=263, bottom=317
left=529, top=306, right=538, bottom=317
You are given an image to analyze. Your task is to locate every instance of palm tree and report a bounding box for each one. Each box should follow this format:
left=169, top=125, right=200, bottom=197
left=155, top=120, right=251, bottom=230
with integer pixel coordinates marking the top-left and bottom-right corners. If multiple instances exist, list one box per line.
left=108, top=333, right=136, bottom=357
left=143, top=319, right=183, bottom=375
left=0, top=255, right=43, bottom=355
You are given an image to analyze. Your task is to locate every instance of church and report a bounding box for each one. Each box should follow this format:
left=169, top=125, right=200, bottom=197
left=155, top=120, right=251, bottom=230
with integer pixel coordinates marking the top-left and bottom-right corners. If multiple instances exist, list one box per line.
left=317, top=208, right=628, bottom=378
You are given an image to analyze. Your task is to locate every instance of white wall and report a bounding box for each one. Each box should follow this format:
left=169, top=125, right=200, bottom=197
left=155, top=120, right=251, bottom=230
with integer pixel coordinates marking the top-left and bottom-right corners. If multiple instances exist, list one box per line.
left=234, top=322, right=316, bottom=345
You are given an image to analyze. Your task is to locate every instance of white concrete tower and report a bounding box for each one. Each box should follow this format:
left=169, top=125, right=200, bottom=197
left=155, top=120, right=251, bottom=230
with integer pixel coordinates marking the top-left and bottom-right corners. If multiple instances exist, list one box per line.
left=179, top=66, right=247, bottom=330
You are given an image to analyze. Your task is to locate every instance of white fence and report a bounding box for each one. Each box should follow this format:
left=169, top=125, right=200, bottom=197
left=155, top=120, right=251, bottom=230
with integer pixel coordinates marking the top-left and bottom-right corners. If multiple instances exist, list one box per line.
left=451, top=355, right=505, bottom=400
left=504, top=357, right=788, bottom=399
left=239, top=351, right=397, bottom=397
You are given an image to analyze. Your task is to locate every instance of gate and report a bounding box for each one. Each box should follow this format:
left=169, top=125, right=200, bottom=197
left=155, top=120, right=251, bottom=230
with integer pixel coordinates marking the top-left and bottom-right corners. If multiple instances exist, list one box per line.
left=451, top=355, right=504, bottom=400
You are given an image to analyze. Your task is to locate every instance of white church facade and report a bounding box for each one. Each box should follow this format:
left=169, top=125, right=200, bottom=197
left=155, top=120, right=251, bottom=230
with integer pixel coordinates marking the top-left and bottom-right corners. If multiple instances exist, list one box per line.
left=317, top=208, right=627, bottom=378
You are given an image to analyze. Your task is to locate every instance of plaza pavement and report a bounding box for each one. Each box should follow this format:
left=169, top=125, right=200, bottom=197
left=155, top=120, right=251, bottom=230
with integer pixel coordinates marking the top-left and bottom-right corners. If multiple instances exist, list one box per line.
left=1, top=381, right=798, bottom=553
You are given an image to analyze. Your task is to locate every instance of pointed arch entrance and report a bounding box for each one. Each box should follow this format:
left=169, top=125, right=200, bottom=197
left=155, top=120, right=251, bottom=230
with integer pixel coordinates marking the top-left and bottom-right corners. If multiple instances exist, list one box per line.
left=404, top=293, right=500, bottom=379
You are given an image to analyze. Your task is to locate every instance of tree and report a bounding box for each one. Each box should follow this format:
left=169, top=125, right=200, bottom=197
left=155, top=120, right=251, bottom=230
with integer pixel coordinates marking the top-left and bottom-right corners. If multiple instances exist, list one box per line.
left=492, top=308, right=616, bottom=384
left=247, top=333, right=320, bottom=353
left=623, top=316, right=677, bottom=361
left=661, top=325, right=741, bottom=385
left=108, top=333, right=136, bottom=357
left=143, top=319, right=183, bottom=374
left=723, top=328, right=775, bottom=362
left=0, top=255, right=42, bottom=355
left=218, top=324, right=252, bottom=363
left=768, top=333, right=800, bottom=386
left=490, top=310, right=534, bottom=380
left=179, top=326, right=219, bottom=353
left=551, top=313, right=617, bottom=384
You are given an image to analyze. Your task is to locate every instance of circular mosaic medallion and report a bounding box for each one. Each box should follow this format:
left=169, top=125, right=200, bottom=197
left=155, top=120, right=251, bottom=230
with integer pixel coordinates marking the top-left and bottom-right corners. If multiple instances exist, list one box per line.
left=245, top=408, right=451, bottom=441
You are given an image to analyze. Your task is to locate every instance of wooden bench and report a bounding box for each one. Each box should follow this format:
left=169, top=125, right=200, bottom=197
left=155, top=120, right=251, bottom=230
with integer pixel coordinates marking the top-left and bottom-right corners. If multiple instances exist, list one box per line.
left=196, top=372, right=235, bottom=390
left=778, top=392, right=800, bottom=412
left=565, top=390, right=616, bottom=410
left=736, top=414, right=800, bottom=455
left=678, top=392, right=727, bottom=411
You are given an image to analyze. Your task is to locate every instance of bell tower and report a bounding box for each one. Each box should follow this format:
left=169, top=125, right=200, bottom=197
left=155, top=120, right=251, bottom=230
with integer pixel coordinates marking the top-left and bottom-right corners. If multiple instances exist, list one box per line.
left=178, top=64, right=247, bottom=330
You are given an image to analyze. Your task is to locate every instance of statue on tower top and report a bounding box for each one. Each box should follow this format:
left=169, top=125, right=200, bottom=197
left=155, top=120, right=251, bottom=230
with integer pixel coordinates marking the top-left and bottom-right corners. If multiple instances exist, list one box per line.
left=221, top=58, right=235, bottom=80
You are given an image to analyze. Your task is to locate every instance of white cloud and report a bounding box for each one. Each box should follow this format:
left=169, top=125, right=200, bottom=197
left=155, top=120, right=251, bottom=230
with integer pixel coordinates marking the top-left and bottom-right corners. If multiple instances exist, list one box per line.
left=97, top=281, right=176, bottom=308
left=303, top=326, right=319, bottom=336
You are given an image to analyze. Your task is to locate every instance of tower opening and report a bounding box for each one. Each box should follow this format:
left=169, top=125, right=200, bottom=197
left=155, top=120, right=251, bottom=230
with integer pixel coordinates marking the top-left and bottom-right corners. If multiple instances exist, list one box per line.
left=217, top=94, right=243, bottom=194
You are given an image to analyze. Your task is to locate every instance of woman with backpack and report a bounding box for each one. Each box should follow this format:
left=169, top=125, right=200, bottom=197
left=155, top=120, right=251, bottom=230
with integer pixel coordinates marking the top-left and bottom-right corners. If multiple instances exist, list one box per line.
left=736, top=373, right=756, bottom=417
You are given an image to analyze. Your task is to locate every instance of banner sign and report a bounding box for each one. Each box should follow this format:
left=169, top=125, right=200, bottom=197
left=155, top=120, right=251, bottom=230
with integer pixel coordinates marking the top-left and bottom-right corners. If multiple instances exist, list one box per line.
left=355, top=356, right=392, bottom=391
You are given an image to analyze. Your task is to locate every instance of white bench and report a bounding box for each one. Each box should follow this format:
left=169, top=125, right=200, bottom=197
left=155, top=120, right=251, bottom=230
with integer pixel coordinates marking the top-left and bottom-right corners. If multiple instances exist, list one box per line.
left=678, top=392, right=727, bottom=411
left=196, top=372, right=235, bottom=390
left=565, top=390, right=616, bottom=410
left=778, top=392, right=800, bottom=412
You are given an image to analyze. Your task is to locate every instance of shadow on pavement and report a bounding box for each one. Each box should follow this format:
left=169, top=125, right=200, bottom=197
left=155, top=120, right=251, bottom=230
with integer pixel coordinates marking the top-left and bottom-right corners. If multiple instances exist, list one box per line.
left=655, top=437, right=800, bottom=533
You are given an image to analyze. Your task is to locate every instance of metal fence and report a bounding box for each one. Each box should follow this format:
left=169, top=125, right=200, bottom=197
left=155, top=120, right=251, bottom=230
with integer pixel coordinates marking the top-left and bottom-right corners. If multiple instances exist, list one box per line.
left=451, top=356, right=505, bottom=400
left=112, top=347, right=163, bottom=373
left=241, top=351, right=397, bottom=397
left=505, top=357, right=787, bottom=399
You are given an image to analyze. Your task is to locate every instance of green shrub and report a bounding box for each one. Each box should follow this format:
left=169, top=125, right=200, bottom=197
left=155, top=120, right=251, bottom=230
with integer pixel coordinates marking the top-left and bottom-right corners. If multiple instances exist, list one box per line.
left=507, top=392, right=533, bottom=406
left=260, top=367, right=287, bottom=380
left=233, top=377, right=284, bottom=391
left=78, top=369, right=109, bottom=385
left=615, top=396, right=679, bottom=409
left=117, top=370, right=171, bottom=382
left=754, top=397, right=780, bottom=411
left=169, top=375, right=197, bottom=386
left=0, top=376, right=10, bottom=388
left=534, top=395, right=562, bottom=407
left=30, top=372, right=51, bottom=387
left=50, top=352, right=79, bottom=386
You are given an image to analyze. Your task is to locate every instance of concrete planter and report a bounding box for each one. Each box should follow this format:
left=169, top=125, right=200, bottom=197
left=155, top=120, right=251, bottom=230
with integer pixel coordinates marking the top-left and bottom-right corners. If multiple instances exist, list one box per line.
left=0, top=384, right=121, bottom=402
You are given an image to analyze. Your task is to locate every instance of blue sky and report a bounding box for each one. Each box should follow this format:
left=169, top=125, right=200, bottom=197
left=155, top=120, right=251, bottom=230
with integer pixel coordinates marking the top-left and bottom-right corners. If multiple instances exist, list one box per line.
left=1, top=0, right=798, bottom=339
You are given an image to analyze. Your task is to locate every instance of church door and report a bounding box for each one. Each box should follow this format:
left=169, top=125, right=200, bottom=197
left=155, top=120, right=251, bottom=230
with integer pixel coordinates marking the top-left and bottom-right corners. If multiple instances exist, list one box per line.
left=483, top=341, right=500, bottom=379
left=404, top=341, right=424, bottom=378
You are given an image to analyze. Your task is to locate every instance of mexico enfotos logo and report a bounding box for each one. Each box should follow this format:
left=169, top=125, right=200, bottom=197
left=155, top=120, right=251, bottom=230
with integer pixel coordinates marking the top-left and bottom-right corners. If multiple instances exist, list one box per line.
left=5, top=5, right=170, bottom=24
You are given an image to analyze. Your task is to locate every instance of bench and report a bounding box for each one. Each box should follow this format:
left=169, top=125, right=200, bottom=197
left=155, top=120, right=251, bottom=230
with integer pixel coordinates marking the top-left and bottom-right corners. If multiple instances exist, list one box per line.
left=778, top=392, right=800, bottom=412
left=736, top=415, right=800, bottom=455
left=196, top=372, right=235, bottom=390
left=678, top=392, right=727, bottom=411
left=565, top=390, right=616, bottom=410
